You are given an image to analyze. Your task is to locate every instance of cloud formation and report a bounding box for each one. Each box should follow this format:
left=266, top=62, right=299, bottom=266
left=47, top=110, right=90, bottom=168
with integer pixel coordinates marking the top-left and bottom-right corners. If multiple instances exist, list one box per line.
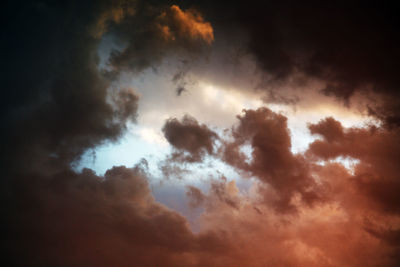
left=308, top=117, right=400, bottom=215
left=162, top=115, right=218, bottom=162
left=1, top=1, right=216, bottom=264
left=1, top=0, right=139, bottom=177
left=6, top=165, right=232, bottom=266
left=157, top=5, right=214, bottom=44
left=184, top=0, right=400, bottom=126
left=3, top=0, right=400, bottom=266
left=222, top=108, right=321, bottom=212
left=109, top=3, right=214, bottom=73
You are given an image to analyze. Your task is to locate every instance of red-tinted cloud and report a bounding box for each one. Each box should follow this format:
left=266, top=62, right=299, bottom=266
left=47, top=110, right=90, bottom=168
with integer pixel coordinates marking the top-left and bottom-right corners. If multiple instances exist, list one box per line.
left=222, top=108, right=322, bottom=212
left=308, top=117, right=400, bottom=215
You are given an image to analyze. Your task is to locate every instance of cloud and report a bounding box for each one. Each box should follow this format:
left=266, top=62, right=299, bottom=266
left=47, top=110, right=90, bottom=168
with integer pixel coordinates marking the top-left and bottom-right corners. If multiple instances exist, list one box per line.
left=187, top=164, right=396, bottom=267
left=157, top=5, right=214, bottom=44
left=1, top=2, right=216, bottom=264
left=0, top=0, right=214, bottom=175
left=221, top=108, right=321, bottom=212
left=162, top=115, right=218, bottom=162
left=183, top=0, right=400, bottom=126
left=5, top=165, right=233, bottom=266
left=111, top=88, right=139, bottom=123
left=1, top=1, right=140, bottom=177
left=108, top=4, right=214, bottom=73
left=307, top=118, right=400, bottom=215
left=3, top=1, right=400, bottom=266
left=308, top=117, right=344, bottom=143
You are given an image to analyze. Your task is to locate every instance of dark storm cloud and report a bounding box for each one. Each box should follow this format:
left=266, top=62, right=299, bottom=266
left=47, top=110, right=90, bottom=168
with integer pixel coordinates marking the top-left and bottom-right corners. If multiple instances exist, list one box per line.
left=3, top=0, right=400, bottom=266
left=185, top=0, right=400, bottom=126
left=0, top=0, right=215, bottom=184
left=1, top=1, right=140, bottom=263
left=6, top=165, right=231, bottom=266
left=222, top=108, right=321, bottom=212
left=306, top=117, right=400, bottom=264
left=162, top=115, right=218, bottom=162
left=1, top=0, right=215, bottom=176
left=308, top=117, right=344, bottom=143
left=364, top=227, right=400, bottom=267
left=1, top=0, right=139, bottom=176
left=108, top=3, right=213, bottom=73
left=307, top=118, right=400, bottom=215
left=1, top=1, right=216, bottom=265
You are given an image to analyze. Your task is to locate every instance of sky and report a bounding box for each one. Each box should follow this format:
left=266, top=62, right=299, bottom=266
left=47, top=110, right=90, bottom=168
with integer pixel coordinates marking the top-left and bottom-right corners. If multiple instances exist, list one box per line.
left=2, top=1, right=400, bottom=266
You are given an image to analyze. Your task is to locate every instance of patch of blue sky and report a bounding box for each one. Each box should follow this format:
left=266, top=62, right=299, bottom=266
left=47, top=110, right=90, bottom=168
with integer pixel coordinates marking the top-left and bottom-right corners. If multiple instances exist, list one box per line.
left=75, top=125, right=169, bottom=176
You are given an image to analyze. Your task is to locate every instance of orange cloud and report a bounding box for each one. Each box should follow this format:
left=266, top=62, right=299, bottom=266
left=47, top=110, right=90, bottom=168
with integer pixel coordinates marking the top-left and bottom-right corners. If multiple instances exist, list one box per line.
left=157, top=5, right=214, bottom=44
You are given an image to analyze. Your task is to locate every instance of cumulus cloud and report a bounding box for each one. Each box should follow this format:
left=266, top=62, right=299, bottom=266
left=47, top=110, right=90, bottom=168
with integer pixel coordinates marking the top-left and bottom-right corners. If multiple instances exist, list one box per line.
left=162, top=115, right=218, bottom=162
left=307, top=117, right=400, bottom=215
left=108, top=3, right=214, bottom=73
left=221, top=108, right=321, bottom=212
left=156, top=5, right=214, bottom=44
left=5, top=165, right=232, bottom=266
